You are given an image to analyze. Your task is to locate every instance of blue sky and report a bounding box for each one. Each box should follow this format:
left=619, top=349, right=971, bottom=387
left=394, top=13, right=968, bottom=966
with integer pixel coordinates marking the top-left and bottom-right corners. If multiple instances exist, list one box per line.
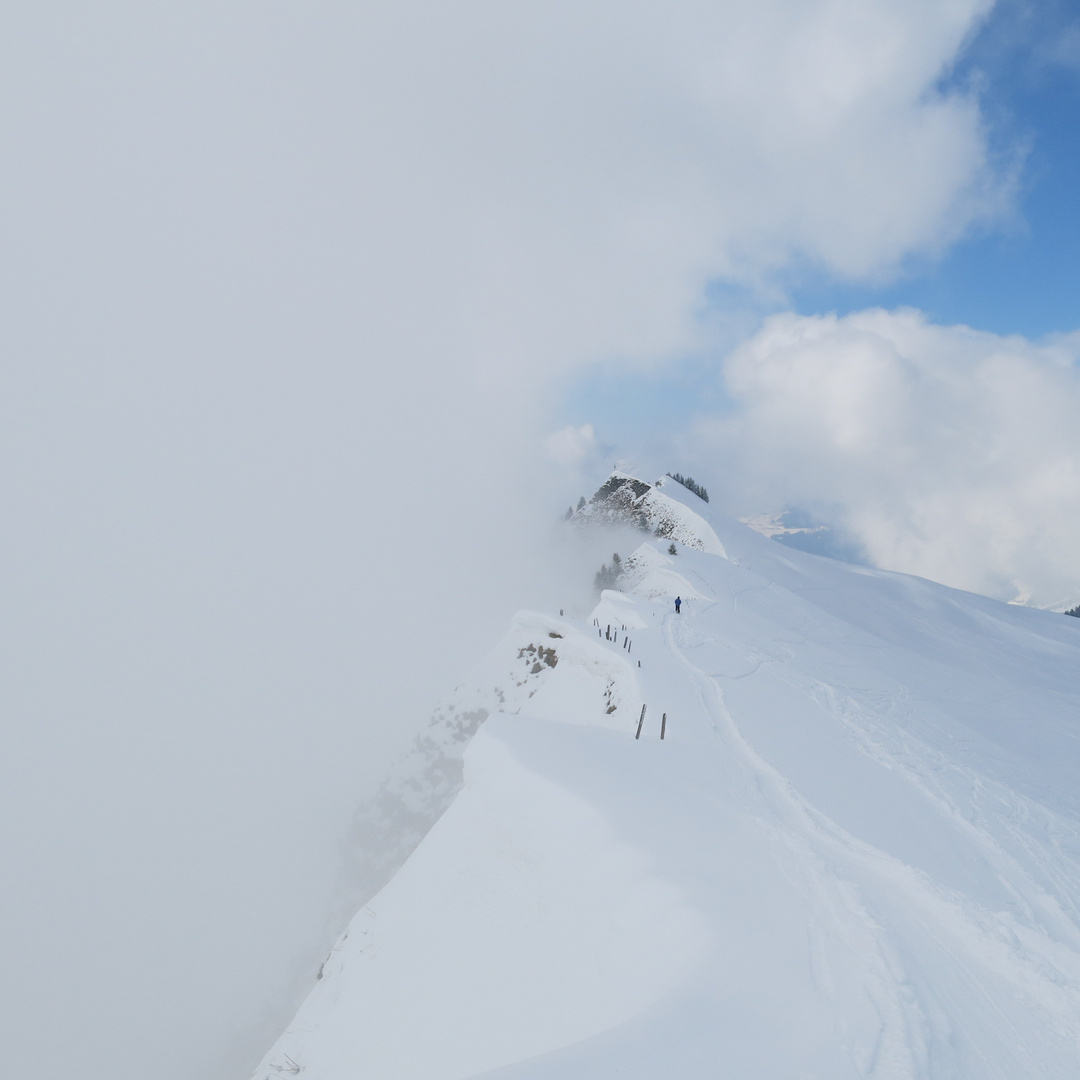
left=789, top=0, right=1080, bottom=339
left=562, top=0, right=1080, bottom=443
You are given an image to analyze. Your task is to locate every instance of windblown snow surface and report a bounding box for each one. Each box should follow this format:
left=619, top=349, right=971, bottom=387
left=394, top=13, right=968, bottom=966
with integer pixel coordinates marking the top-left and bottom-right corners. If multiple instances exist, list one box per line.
left=255, top=478, right=1080, bottom=1079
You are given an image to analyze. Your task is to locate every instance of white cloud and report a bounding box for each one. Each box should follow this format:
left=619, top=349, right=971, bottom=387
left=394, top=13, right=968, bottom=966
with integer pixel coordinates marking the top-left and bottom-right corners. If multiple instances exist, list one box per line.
left=545, top=424, right=598, bottom=467
left=691, top=309, right=1080, bottom=607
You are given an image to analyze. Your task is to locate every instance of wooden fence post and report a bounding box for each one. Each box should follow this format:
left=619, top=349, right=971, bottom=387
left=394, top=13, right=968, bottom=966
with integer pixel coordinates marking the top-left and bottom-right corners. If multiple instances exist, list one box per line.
left=635, top=704, right=646, bottom=740
left=660, top=713, right=667, bottom=740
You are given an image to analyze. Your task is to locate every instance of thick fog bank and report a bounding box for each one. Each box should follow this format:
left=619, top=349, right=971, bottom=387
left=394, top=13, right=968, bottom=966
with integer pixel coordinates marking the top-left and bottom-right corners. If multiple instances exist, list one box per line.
left=0, top=2, right=1014, bottom=1079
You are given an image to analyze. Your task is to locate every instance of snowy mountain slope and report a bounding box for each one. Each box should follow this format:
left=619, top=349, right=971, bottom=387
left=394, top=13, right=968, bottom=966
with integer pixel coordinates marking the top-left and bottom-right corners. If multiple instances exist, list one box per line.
left=255, top=475, right=1080, bottom=1080
left=345, top=471, right=724, bottom=906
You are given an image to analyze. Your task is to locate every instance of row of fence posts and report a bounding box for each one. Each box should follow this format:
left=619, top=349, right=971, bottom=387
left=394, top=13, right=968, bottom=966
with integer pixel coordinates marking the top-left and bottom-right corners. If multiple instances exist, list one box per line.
left=634, top=704, right=667, bottom=741
left=594, top=619, right=633, bottom=654
left=591, top=621, right=662, bottom=737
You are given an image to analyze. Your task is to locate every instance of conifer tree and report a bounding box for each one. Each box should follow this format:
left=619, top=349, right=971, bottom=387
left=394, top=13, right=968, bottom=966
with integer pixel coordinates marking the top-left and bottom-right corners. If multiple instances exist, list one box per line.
left=666, top=472, right=709, bottom=502
left=594, top=553, right=624, bottom=592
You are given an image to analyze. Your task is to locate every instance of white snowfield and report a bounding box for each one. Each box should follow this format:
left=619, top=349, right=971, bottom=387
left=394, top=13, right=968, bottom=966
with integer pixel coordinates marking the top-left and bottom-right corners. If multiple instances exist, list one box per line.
left=255, top=479, right=1080, bottom=1079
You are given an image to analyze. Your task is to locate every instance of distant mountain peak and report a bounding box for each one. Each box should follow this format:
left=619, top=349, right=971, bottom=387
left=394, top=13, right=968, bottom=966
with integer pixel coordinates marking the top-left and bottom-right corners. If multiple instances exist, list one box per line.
left=568, top=471, right=726, bottom=556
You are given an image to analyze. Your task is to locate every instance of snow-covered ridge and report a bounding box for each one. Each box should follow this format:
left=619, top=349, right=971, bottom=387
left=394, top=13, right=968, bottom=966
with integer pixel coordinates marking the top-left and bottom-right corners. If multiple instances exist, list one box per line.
left=338, top=610, right=642, bottom=916
left=255, top=481, right=1080, bottom=1080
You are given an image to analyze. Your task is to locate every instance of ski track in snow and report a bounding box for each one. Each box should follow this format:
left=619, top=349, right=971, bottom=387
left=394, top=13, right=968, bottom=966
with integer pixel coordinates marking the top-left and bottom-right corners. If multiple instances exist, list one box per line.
left=665, top=576, right=1080, bottom=1078
left=254, top=477, right=1080, bottom=1080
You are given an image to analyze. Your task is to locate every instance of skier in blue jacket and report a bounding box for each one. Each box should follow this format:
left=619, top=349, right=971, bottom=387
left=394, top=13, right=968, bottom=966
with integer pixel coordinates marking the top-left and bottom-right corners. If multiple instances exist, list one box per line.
left=675, top=596, right=682, bottom=614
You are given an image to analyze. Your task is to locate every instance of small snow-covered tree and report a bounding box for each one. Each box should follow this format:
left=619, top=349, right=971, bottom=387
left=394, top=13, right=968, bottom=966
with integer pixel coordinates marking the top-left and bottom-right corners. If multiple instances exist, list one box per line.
left=594, top=553, right=623, bottom=592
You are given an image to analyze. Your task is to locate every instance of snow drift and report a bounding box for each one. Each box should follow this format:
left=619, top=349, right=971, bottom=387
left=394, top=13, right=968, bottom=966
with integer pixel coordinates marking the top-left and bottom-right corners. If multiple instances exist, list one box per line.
left=254, top=474, right=1080, bottom=1079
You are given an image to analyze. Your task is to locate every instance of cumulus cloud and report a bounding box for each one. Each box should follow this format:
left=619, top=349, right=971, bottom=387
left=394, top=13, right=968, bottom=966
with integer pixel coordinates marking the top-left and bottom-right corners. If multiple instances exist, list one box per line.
left=691, top=309, right=1080, bottom=607
left=384, top=0, right=1006, bottom=362
left=546, top=425, right=599, bottom=467
left=544, top=424, right=611, bottom=495
left=0, top=3, right=1020, bottom=1080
